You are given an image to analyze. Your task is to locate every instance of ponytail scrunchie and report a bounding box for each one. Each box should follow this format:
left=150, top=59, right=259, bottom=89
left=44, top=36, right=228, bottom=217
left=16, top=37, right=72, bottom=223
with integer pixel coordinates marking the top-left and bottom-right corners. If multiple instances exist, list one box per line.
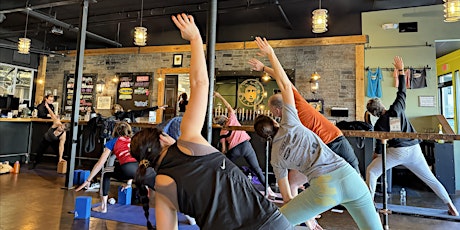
left=139, top=159, right=150, bottom=168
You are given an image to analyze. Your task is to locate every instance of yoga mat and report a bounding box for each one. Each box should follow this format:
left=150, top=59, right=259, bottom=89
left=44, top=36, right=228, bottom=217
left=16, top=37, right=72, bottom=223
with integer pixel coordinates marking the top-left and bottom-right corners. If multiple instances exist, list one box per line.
left=90, top=203, right=200, bottom=229
left=375, top=203, right=460, bottom=221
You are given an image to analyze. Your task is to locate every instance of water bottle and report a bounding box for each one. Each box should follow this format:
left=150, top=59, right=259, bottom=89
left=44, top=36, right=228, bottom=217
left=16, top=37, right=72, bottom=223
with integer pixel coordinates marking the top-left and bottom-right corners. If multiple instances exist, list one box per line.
left=400, top=188, right=406, bottom=206
left=108, top=198, right=116, bottom=205
left=13, top=161, right=20, bottom=174
left=248, top=173, right=252, bottom=182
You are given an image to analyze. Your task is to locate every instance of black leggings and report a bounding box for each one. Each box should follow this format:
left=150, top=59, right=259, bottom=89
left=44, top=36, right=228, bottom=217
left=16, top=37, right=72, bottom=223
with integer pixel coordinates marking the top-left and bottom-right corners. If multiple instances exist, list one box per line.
left=101, top=162, right=156, bottom=196
left=226, top=141, right=267, bottom=187
left=327, top=136, right=360, bottom=174
left=33, top=139, right=60, bottom=165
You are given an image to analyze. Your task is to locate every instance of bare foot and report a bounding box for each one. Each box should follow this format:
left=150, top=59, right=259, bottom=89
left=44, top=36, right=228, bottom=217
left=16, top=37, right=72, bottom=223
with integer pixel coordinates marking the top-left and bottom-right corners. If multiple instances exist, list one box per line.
left=305, top=218, right=323, bottom=230
left=92, top=205, right=107, bottom=213
left=448, top=203, right=459, bottom=216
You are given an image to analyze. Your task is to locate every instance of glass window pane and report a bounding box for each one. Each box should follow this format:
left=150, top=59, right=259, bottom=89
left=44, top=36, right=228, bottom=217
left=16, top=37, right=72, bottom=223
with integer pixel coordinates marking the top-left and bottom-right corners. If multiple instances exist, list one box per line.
left=0, top=64, right=15, bottom=96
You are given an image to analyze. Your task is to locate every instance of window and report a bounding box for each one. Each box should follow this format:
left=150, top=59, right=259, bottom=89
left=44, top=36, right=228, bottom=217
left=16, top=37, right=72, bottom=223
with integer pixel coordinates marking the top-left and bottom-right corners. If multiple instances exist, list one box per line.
left=0, top=63, right=35, bottom=107
left=438, top=73, right=455, bottom=132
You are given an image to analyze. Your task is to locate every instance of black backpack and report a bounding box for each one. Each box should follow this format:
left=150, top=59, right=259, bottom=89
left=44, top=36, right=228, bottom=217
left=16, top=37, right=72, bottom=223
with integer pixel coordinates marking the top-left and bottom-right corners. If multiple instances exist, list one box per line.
left=336, top=120, right=373, bottom=131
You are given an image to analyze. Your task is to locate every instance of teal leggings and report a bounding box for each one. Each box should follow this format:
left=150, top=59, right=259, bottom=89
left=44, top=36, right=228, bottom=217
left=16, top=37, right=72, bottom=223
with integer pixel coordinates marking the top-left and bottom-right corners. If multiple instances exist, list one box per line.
left=280, top=165, right=383, bottom=230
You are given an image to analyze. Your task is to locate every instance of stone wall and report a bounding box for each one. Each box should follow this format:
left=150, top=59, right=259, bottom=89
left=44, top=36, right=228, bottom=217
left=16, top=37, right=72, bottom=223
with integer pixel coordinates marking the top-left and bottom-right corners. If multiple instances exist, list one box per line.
left=45, top=44, right=357, bottom=120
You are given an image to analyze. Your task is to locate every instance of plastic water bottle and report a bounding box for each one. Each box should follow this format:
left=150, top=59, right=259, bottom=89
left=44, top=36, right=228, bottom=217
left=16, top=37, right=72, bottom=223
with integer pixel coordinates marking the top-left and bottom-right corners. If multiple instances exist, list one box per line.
left=108, top=198, right=116, bottom=205
left=248, top=173, right=252, bottom=182
left=400, top=188, right=406, bottom=206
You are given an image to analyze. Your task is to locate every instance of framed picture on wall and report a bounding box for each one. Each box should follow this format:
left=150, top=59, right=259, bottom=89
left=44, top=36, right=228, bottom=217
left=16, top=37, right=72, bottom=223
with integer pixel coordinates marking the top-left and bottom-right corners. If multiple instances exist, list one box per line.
left=173, top=54, right=183, bottom=67
left=307, top=99, right=324, bottom=114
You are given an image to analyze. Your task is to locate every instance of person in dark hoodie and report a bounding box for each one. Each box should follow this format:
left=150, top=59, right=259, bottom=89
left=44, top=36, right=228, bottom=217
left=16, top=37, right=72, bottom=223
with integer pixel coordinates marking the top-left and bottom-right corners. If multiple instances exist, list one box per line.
left=366, top=56, right=458, bottom=216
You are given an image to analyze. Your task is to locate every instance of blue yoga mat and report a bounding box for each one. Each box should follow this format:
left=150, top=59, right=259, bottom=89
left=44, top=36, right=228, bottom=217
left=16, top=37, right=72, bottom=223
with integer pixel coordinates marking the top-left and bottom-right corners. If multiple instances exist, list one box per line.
left=375, top=203, right=460, bottom=221
left=90, top=203, right=200, bottom=229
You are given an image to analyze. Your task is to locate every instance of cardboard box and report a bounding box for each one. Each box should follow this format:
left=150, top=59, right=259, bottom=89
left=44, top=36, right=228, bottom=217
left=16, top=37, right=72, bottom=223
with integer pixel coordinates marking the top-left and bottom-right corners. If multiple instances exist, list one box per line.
left=57, top=161, right=67, bottom=174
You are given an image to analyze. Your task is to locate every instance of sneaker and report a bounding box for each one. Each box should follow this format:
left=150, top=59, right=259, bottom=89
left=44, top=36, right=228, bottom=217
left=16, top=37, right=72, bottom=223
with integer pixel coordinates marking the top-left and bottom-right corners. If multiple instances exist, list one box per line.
left=88, top=182, right=100, bottom=190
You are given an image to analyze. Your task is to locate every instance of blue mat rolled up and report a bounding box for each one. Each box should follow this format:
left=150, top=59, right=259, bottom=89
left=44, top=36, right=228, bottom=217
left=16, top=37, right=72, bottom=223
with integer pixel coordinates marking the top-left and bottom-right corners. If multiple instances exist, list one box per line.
left=91, top=203, right=199, bottom=229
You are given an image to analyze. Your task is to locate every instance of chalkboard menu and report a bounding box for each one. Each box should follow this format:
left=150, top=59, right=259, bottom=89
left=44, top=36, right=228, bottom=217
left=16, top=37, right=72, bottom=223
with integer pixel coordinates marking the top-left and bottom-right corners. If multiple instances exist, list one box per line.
left=62, top=73, right=97, bottom=115
left=116, top=72, right=152, bottom=111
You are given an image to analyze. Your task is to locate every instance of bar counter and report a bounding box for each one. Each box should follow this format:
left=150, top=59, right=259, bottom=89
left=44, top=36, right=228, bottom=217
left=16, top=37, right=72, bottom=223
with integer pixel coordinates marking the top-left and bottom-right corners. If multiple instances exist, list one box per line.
left=0, top=117, right=160, bottom=163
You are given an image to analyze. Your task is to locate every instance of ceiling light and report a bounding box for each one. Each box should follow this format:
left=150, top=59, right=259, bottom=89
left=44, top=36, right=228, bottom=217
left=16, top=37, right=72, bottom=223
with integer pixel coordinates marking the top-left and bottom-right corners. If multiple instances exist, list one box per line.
left=312, top=0, right=328, bottom=33
left=18, top=8, right=30, bottom=54
left=444, top=0, right=460, bottom=22
left=134, top=0, right=147, bottom=46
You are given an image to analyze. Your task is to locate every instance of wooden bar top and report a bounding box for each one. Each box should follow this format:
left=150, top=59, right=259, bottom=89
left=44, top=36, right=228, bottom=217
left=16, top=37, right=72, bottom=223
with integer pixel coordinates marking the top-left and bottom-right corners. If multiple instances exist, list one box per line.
left=0, top=117, right=158, bottom=128
left=216, top=125, right=460, bottom=141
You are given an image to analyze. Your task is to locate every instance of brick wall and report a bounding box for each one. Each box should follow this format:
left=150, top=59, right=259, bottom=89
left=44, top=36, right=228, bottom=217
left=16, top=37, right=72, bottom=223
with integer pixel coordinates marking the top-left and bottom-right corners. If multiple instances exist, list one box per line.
left=45, top=44, right=356, bottom=120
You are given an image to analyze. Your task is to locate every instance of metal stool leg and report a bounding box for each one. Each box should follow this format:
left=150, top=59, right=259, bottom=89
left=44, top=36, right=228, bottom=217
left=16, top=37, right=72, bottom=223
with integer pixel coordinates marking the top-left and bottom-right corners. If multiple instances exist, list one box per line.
left=379, top=139, right=391, bottom=230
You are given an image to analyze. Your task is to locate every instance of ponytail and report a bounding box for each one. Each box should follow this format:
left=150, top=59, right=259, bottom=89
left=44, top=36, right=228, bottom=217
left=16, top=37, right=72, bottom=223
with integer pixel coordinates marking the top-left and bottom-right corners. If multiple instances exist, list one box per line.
left=135, top=160, right=154, bottom=229
left=130, top=128, right=163, bottom=229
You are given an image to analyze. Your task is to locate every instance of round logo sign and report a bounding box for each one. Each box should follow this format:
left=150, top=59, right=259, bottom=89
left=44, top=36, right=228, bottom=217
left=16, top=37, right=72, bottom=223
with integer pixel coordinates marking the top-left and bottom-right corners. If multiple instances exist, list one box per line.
left=238, top=79, right=264, bottom=107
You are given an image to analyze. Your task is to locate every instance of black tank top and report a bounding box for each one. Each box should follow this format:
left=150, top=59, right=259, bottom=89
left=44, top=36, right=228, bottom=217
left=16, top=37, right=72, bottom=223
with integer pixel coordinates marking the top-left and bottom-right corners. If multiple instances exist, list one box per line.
left=158, top=142, right=279, bottom=230
left=44, top=127, right=64, bottom=142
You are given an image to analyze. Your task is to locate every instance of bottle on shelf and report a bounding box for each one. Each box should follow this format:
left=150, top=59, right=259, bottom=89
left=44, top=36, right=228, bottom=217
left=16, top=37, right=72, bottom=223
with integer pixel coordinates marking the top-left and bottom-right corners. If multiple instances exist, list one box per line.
left=437, top=124, right=444, bottom=144
left=400, top=188, right=406, bottom=206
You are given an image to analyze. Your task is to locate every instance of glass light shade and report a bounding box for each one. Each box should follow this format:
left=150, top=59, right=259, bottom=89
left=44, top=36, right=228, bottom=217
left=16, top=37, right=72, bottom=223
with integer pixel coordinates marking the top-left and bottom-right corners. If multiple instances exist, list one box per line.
left=312, top=9, right=328, bottom=33
left=18, top=37, right=31, bottom=54
left=261, top=72, right=271, bottom=82
left=134, top=26, right=147, bottom=46
left=311, top=72, right=321, bottom=81
left=310, top=81, right=319, bottom=93
left=96, top=80, right=105, bottom=93
left=444, top=0, right=460, bottom=22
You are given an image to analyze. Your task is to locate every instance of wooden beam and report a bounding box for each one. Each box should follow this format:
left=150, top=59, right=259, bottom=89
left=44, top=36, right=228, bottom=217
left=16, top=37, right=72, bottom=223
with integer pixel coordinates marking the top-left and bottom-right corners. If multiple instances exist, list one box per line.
left=355, top=44, right=365, bottom=121
left=63, top=35, right=368, bottom=56
left=35, top=55, right=47, bottom=105
left=218, top=125, right=460, bottom=141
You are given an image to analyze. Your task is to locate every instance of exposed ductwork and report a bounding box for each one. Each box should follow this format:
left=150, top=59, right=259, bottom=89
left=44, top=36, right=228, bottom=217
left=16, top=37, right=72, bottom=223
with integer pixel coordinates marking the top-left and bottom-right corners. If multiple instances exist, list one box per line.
left=23, top=8, right=122, bottom=47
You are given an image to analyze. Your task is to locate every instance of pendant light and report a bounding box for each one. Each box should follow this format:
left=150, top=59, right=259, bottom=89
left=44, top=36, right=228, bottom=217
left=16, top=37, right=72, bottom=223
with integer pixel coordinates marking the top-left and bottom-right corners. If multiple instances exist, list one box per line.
left=444, top=0, right=460, bottom=22
left=18, top=8, right=31, bottom=54
left=312, top=0, right=328, bottom=33
left=134, top=0, right=147, bottom=46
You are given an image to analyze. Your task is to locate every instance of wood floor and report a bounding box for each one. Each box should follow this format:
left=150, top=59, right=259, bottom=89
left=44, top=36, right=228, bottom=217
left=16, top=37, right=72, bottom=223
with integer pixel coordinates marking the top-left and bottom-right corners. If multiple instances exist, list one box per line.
left=1, top=162, right=459, bottom=230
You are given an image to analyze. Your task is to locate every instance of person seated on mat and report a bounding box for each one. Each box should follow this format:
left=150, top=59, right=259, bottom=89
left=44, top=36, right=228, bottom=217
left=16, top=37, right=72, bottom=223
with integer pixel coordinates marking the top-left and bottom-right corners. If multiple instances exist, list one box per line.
left=252, top=36, right=382, bottom=230
left=213, top=91, right=276, bottom=197
left=130, top=13, right=293, bottom=230
left=75, top=121, right=155, bottom=213
left=30, top=102, right=69, bottom=169
left=366, top=56, right=459, bottom=216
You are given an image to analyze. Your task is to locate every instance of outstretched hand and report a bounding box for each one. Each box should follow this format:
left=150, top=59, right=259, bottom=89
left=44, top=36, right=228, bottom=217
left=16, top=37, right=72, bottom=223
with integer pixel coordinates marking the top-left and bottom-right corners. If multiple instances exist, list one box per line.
left=172, top=13, right=200, bottom=42
left=75, top=181, right=89, bottom=192
left=248, top=58, right=264, bottom=71
left=392, top=56, right=404, bottom=70
left=254, top=37, right=274, bottom=57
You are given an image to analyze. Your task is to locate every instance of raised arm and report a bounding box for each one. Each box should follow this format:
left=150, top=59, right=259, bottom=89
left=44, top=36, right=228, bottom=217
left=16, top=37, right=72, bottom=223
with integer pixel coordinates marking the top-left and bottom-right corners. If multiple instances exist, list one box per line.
left=254, top=37, right=294, bottom=106
left=392, top=56, right=406, bottom=112
left=172, top=14, right=209, bottom=145
left=213, top=92, right=234, bottom=114
left=44, top=103, right=61, bottom=126
left=248, top=58, right=276, bottom=77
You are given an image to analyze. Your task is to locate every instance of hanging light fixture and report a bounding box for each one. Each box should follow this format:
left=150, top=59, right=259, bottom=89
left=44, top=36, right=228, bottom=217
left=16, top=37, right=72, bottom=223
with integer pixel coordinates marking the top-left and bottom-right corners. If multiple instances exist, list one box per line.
left=312, top=0, right=328, bottom=33
left=18, top=8, right=31, bottom=54
left=444, top=0, right=460, bottom=22
left=134, top=0, right=147, bottom=46
left=310, top=72, right=321, bottom=94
